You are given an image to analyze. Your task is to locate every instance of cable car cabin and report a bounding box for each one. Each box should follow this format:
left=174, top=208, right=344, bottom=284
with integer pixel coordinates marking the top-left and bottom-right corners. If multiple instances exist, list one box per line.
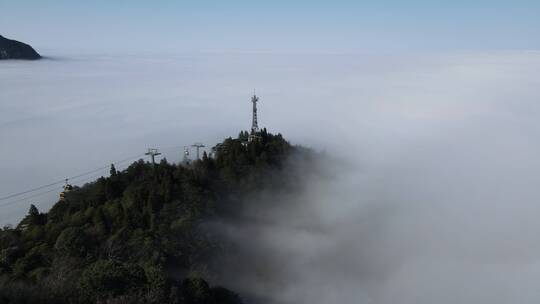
left=59, top=183, right=73, bottom=201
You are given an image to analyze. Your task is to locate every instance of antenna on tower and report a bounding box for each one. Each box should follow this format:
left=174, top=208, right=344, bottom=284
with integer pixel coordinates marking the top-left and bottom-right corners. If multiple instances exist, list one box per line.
left=249, top=92, right=260, bottom=142
left=191, top=143, right=205, bottom=160
left=145, top=148, right=161, bottom=165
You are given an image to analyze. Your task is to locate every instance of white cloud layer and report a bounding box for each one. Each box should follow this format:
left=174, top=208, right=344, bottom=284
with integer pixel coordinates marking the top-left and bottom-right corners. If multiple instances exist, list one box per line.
left=1, top=50, right=540, bottom=302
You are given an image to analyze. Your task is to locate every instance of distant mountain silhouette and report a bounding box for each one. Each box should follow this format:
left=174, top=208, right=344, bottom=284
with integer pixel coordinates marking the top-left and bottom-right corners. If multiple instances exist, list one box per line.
left=0, top=35, right=41, bottom=60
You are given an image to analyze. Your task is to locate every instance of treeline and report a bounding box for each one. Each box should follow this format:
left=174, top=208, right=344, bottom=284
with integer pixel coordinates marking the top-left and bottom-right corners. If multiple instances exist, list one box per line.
left=0, top=130, right=312, bottom=304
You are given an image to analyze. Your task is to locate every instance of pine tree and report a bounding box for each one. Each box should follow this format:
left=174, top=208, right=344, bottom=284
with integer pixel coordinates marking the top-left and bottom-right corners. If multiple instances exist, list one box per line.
left=110, top=164, right=117, bottom=177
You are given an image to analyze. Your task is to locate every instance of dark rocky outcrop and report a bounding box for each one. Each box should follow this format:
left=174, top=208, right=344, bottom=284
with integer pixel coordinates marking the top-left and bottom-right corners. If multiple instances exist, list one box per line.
left=0, top=35, right=41, bottom=60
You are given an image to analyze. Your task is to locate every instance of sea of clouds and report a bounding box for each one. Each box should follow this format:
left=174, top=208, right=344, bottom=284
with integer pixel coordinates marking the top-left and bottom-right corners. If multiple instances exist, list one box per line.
left=1, top=50, right=540, bottom=303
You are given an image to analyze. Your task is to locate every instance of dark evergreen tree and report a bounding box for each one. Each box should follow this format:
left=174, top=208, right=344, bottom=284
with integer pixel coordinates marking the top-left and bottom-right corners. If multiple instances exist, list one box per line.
left=110, top=164, right=118, bottom=177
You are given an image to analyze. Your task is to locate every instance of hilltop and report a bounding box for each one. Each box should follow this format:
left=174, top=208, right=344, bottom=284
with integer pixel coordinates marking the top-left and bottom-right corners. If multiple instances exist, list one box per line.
left=0, top=130, right=316, bottom=304
left=0, top=35, right=41, bottom=60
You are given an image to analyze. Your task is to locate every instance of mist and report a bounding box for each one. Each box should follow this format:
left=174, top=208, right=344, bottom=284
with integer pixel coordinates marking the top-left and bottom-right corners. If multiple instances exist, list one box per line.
left=2, top=50, right=540, bottom=302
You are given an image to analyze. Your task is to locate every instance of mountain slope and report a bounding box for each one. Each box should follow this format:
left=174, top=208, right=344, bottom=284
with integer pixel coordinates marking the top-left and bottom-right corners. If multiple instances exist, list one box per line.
left=0, top=130, right=312, bottom=304
left=0, top=35, right=41, bottom=60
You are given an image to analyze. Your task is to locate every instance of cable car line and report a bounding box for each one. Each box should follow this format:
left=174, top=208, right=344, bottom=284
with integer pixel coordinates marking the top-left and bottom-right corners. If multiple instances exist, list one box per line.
left=0, top=152, right=146, bottom=202
left=0, top=171, right=108, bottom=208
left=0, top=142, right=208, bottom=207
left=0, top=180, right=66, bottom=202
left=0, top=188, right=61, bottom=208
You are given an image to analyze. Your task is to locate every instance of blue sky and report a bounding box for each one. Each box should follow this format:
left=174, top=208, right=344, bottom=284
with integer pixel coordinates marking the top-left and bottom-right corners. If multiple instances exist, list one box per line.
left=1, top=1, right=539, bottom=52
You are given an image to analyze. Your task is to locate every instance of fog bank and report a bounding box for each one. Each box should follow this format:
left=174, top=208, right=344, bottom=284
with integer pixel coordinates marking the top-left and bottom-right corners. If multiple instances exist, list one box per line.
left=2, top=51, right=540, bottom=302
left=204, top=52, right=540, bottom=303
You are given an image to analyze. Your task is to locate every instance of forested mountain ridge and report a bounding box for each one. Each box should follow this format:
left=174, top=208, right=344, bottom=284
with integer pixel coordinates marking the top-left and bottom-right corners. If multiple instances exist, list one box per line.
left=0, top=130, right=315, bottom=304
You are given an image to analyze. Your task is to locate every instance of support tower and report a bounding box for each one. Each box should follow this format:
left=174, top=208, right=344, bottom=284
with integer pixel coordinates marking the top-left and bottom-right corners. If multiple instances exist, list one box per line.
left=182, top=146, right=190, bottom=164
left=145, top=148, right=161, bottom=165
left=249, top=94, right=260, bottom=141
left=191, top=143, right=205, bottom=160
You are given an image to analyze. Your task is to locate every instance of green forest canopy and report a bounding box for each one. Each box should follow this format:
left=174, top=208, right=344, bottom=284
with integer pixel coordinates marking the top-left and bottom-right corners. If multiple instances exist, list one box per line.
left=0, top=130, right=316, bottom=304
